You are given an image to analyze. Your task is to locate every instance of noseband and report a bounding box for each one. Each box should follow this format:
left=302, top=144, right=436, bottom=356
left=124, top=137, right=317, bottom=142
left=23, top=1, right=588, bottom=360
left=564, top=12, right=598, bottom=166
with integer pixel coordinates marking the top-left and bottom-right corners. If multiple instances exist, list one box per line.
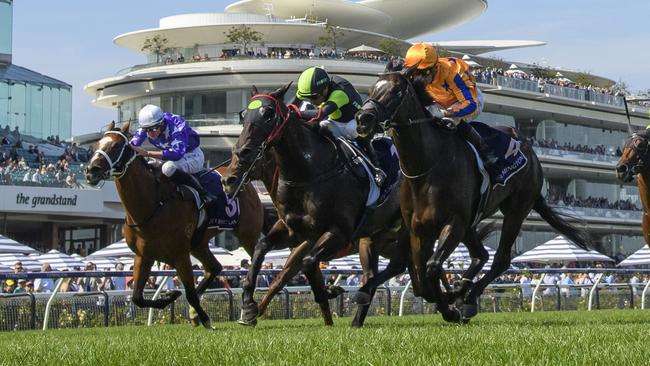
left=229, top=94, right=299, bottom=198
left=624, top=133, right=649, bottom=175
left=92, top=130, right=137, bottom=179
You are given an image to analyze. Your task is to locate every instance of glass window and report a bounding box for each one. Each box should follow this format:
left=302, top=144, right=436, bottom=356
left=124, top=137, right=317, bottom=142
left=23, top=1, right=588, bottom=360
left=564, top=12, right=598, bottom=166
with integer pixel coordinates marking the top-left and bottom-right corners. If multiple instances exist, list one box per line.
left=9, top=82, right=26, bottom=134
left=0, top=81, right=8, bottom=127
left=0, top=1, right=12, bottom=57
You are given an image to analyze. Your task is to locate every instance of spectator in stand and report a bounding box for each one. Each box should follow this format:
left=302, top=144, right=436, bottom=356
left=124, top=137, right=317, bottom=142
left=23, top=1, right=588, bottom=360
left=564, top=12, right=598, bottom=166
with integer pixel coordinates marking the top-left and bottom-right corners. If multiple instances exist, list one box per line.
left=78, top=262, right=101, bottom=292
left=34, top=263, right=55, bottom=293
left=31, top=168, right=42, bottom=185
left=3, top=279, right=16, bottom=293
left=11, top=126, right=20, bottom=143
left=13, top=279, right=28, bottom=293
left=65, top=171, right=79, bottom=188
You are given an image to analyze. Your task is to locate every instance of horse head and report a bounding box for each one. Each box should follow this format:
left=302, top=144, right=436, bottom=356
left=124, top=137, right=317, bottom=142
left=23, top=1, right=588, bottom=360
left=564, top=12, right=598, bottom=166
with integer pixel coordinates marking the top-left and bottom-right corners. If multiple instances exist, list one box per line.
left=85, top=121, right=135, bottom=185
left=616, top=131, right=649, bottom=182
left=222, top=83, right=292, bottom=195
left=356, top=62, right=423, bottom=136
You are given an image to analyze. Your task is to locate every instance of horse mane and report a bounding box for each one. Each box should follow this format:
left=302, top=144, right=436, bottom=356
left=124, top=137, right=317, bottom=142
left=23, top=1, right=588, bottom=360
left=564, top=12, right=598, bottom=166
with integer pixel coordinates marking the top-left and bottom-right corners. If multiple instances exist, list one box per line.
left=411, top=77, right=434, bottom=108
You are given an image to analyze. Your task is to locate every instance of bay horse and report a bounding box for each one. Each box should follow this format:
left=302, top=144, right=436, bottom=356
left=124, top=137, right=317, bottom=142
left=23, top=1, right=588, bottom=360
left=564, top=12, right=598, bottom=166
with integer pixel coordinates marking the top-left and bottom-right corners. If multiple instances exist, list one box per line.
left=85, top=121, right=265, bottom=329
left=355, top=63, right=591, bottom=322
left=616, top=131, right=650, bottom=244
left=222, top=84, right=412, bottom=327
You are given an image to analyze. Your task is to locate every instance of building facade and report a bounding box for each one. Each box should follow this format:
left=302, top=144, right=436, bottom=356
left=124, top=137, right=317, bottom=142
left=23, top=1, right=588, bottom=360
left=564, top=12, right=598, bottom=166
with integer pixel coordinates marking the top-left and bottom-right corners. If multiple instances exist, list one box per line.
left=79, top=0, right=649, bottom=257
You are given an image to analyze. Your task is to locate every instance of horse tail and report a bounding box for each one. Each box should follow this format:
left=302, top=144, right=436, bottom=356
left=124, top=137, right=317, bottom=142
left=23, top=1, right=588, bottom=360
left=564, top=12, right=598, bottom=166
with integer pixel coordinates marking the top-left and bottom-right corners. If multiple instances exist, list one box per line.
left=262, top=204, right=279, bottom=236
left=533, top=195, right=591, bottom=250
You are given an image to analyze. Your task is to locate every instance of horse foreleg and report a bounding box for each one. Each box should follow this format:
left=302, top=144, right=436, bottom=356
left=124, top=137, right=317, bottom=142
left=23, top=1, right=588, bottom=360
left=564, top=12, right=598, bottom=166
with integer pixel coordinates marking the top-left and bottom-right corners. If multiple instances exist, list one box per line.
left=303, top=266, right=337, bottom=326
left=240, top=220, right=293, bottom=326
left=426, top=219, right=465, bottom=323
left=451, top=228, right=489, bottom=305
left=175, top=256, right=212, bottom=329
left=256, top=241, right=311, bottom=319
left=131, top=255, right=180, bottom=309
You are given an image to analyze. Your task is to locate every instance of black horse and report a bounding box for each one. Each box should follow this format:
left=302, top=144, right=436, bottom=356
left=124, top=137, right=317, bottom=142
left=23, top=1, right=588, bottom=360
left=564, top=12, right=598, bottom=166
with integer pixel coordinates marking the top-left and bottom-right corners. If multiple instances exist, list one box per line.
left=222, top=84, right=411, bottom=327
left=355, top=63, right=591, bottom=322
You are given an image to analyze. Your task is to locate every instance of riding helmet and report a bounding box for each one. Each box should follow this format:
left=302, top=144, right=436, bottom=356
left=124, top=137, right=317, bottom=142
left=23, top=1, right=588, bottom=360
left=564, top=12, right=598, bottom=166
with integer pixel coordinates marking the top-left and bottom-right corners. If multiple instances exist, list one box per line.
left=297, top=67, right=330, bottom=98
left=404, top=43, right=438, bottom=70
left=138, top=104, right=164, bottom=128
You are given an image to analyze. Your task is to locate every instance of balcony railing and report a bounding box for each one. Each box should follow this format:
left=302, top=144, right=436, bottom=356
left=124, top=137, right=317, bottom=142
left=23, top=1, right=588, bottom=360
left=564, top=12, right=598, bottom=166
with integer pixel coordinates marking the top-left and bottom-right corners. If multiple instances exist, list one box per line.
left=532, top=146, right=619, bottom=165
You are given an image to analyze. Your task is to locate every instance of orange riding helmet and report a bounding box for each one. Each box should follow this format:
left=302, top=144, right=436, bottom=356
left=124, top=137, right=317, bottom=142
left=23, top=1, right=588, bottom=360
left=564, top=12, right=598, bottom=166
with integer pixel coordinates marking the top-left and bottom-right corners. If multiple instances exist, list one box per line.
left=404, top=43, right=439, bottom=70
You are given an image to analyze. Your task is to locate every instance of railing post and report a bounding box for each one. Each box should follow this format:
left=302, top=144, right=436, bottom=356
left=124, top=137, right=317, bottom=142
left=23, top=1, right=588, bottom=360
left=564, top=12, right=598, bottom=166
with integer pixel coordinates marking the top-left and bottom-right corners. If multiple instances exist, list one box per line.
left=147, top=276, right=169, bottom=326
left=642, top=279, right=650, bottom=309
left=398, top=280, right=412, bottom=317
left=384, top=284, right=391, bottom=317
left=531, top=273, right=546, bottom=312
left=556, top=285, right=561, bottom=311
left=629, top=284, right=635, bottom=309
left=283, top=288, right=291, bottom=319
left=42, top=278, right=64, bottom=331
left=225, top=288, right=234, bottom=321
left=28, top=293, right=36, bottom=330
left=101, top=291, right=109, bottom=327
left=588, top=273, right=604, bottom=311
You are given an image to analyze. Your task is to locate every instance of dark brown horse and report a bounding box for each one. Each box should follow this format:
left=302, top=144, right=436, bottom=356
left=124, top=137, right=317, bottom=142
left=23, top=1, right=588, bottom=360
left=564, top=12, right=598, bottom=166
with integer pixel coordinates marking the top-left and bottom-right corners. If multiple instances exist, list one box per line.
left=616, top=131, right=650, bottom=244
left=85, top=121, right=265, bottom=329
left=222, top=84, right=411, bottom=327
left=355, top=64, right=591, bottom=322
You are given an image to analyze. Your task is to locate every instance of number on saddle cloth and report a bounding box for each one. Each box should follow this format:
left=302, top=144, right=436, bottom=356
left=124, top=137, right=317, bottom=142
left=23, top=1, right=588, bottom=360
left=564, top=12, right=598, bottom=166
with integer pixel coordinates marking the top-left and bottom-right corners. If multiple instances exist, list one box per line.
left=194, top=169, right=240, bottom=230
left=470, top=122, right=528, bottom=186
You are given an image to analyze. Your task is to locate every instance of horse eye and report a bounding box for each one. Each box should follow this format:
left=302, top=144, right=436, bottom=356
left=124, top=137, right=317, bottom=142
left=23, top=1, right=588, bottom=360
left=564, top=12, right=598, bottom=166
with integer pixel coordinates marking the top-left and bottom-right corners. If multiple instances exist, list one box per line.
left=396, top=91, right=403, bottom=98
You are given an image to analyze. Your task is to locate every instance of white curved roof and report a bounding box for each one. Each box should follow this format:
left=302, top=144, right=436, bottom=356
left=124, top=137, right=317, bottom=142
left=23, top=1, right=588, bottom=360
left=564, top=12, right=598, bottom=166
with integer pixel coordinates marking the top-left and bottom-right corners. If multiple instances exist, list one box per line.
left=226, top=0, right=488, bottom=39
left=113, top=14, right=408, bottom=54
left=434, top=40, right=546, bottom=55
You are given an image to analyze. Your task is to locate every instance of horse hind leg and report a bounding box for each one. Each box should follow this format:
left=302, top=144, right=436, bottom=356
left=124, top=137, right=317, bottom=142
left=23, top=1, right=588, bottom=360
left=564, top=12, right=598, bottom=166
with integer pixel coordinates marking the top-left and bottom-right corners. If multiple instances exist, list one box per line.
left=131, top=255, right=181, bottom=309
left=174, top=256, right=213, bottom=330
left=451, top=227, right=490, bottom=306
left=189, top=233, right=223, bottom=326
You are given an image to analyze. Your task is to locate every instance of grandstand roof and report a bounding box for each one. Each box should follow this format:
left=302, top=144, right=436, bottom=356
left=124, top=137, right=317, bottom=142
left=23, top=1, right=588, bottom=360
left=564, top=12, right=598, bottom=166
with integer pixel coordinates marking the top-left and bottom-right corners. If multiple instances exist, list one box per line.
left=0, top=63, right=71, bottom=88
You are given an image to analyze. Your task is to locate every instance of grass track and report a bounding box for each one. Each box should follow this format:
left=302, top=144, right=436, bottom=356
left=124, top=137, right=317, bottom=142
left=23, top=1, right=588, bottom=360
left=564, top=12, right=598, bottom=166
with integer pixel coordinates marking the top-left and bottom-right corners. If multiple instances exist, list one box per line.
left=2, top=310, right=650, bottom=365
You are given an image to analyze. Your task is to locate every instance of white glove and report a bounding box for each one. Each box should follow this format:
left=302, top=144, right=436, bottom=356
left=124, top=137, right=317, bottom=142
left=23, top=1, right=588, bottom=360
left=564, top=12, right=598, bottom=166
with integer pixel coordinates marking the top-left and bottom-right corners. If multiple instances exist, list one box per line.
left=425, top=105, right=445, bottom=118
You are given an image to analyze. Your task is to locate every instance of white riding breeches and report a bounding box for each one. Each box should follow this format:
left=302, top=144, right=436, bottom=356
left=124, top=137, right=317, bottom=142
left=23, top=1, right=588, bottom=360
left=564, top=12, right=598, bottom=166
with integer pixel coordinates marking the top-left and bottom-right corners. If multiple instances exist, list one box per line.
left=161, top=147, right=205, bottom=177
left=319, top=118, right=359, bottom=140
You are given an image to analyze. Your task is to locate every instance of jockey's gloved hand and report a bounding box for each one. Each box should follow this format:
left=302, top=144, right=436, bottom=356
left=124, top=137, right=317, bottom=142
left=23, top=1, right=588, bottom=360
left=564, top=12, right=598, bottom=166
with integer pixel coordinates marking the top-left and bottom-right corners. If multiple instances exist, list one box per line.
left=300, top=108, right=322, bottom=120
left=425, top=105, right=445, bottom=119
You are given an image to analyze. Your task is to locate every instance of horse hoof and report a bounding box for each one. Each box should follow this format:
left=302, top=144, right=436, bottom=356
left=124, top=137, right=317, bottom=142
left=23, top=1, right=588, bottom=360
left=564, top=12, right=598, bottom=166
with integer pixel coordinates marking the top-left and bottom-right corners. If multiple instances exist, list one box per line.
left=462, top=302, right=479, bottom=319
left=238, top=308, right=258, bottom=327
left=237, top=317, right=258, bottom=327
left=326, top=285, right=345, bottom=299
left=353, top=291, right=372, bottom=305
left=202, top=319, right=214, bottom=330
left=441, top=308, right=462, bottom=323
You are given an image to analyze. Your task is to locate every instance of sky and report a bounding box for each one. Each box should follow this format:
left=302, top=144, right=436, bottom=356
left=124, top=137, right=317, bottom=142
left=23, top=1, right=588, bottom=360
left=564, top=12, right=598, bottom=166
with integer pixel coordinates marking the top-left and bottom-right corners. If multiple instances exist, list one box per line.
left=10, top=0, right=650, bottom=136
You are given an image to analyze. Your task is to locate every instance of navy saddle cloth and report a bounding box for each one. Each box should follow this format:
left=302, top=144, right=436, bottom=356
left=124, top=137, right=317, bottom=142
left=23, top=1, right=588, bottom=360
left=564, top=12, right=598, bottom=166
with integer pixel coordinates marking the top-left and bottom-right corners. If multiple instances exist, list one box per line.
left=194, top=169, right=240, bottom=230
left=372, top=136, right=400, bottom=202
left=471, top=122, right=528, bottom=186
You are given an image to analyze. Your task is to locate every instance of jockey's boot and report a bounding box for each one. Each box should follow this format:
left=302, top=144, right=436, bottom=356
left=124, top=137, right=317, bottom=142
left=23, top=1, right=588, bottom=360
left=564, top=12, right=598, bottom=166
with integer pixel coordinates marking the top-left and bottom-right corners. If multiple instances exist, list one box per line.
left=356, top=137, right=387, bottom=188
left=170, top=170, right=217, bottom=209
left=455, top=120, right=498, bottom=168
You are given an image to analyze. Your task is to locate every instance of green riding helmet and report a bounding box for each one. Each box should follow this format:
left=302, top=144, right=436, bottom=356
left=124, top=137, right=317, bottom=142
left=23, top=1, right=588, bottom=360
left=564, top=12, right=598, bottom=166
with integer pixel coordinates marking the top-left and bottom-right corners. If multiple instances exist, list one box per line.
left=297, top=67, right=331, bottom=99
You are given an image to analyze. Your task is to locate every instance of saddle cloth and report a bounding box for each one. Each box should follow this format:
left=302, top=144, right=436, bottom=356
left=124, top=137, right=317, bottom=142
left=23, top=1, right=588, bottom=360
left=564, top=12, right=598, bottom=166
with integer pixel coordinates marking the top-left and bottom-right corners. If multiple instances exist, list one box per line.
left=471, top=122, right=528, bottom=187
left=186, top=169, right=240, bottom=230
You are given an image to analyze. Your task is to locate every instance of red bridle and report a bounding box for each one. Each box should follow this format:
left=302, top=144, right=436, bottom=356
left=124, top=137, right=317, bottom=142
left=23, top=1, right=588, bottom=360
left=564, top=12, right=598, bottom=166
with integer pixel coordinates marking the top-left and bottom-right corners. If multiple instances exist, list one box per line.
left=250, top=93, right=301, bottom=145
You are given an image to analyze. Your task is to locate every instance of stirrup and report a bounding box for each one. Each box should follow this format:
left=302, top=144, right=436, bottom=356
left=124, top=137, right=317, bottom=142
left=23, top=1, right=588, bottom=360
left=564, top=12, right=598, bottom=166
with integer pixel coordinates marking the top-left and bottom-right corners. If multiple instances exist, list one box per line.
left=374, top=169, right=387, bottom=187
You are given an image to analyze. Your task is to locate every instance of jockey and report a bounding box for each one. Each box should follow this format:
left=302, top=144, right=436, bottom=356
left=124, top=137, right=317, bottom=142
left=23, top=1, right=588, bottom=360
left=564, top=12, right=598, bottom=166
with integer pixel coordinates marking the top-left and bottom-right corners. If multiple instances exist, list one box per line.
left=291, top=66, right=386, bottom=186
left=130, top=104, right=216, bottom=208
left=404, top=43, right=498, bottom=167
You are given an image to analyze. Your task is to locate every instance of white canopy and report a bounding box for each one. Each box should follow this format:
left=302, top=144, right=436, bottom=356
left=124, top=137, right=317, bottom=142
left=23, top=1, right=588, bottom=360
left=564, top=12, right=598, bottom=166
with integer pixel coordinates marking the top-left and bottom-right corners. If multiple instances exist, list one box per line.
left=512, top=236, right=614, bottom=264
left=87, top=239, right=134, bottom=259
left=264, top=248, right=292, bottom=266
left=348, top=44, right=384, bottom=53
left=328, top=254, right=389, bottom=270
left=0, top=254, right=43, bottom=272
left=220, top=247, right=251, bottom=267
left=508, top=63, right=519, bottom=70
left=0, top=235, right=39, bottom=255
left=618, top=246, right=650, bottom=267
left=36, top=249, right=85, bottom=271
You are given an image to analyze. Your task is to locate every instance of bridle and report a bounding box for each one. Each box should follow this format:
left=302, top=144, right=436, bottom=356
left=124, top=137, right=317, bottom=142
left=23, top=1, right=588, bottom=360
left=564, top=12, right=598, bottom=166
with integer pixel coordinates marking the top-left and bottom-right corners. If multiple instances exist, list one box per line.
left=229, top=94, right=300, bottom=198
left=362, top=73, right=436, bottom=179
left=622, top=133, right=649, bottom=176
left=92, top=130, right=137, bottom=180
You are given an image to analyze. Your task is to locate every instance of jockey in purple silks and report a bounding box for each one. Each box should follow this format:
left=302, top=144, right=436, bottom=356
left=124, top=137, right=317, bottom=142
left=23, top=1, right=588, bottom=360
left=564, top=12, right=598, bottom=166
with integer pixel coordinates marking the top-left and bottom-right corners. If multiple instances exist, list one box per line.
left=130, top=104, right=216, bottom=208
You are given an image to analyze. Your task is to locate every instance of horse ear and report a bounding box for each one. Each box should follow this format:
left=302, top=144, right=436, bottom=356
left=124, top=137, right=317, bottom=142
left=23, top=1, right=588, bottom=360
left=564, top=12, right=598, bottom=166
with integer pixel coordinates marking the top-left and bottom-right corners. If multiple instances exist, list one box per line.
left=121, top=120, right=131, bottom=134
left=251, top=85, right=259, bottom=97
left=384, top=61, right=395, bottom=73
left=402, top=65, right=418, bottom=79
left=105, top=121, right=115, bottom=131
left=270, top=82, right=292, bottom=100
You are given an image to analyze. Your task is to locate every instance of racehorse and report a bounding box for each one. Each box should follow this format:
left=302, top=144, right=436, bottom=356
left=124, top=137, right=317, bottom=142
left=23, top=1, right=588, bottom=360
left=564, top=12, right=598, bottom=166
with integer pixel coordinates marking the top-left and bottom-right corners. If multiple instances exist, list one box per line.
left=85, top=121, right=265, bottom=329
left=355, top=62, right=591, bottom=322
left=616, top=130, right=650, bottom=244
left=222, top=84, right=412, bottom=327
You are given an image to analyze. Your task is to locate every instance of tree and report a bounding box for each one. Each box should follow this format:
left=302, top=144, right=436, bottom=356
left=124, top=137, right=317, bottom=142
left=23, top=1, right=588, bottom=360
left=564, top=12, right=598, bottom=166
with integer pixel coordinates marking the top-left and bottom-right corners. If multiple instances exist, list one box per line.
left=378, top=39, right=405, bottom=58
left=530, top=65, right=555, bottom=79
left=140, top=35, right=171, bottom=64
left=574, top=72, right=595, bottom=86
left=318, top=22, right=345, bottom=56
left=223, top=25, right=263, bottom=55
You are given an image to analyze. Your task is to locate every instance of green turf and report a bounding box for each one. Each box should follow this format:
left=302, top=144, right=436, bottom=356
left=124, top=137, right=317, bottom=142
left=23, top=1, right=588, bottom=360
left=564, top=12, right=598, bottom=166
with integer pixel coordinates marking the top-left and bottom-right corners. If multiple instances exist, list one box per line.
left=1, top=310, right=650, bottom=365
